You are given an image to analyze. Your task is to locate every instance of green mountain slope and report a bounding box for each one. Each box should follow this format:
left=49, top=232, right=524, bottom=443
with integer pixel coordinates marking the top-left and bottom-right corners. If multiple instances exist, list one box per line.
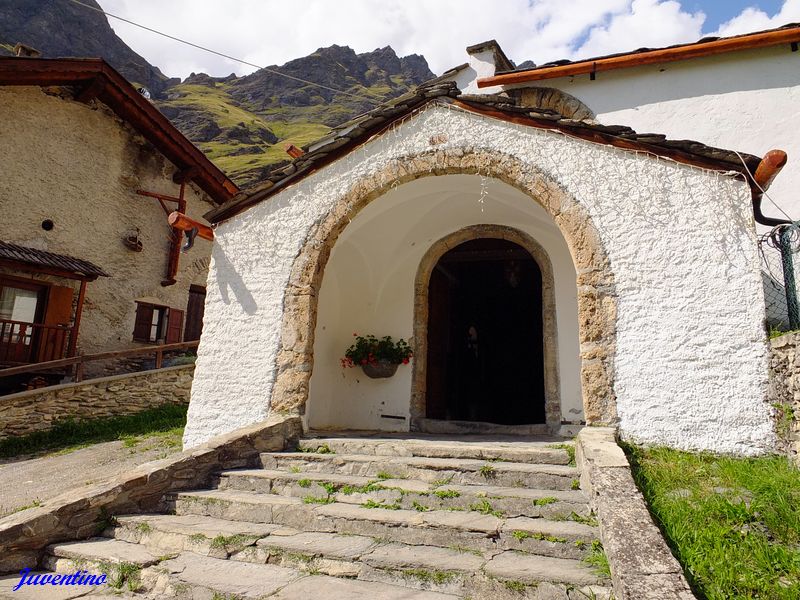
left=0, top=0, right=436, bottom=188
left=156, top=45, right=434, bottom=187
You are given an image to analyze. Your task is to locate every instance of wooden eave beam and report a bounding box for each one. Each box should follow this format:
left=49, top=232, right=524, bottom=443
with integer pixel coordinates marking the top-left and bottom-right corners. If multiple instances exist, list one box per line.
left=0, top=259, right=97, bottom=281
left=478, top=26, right=800, bottom=87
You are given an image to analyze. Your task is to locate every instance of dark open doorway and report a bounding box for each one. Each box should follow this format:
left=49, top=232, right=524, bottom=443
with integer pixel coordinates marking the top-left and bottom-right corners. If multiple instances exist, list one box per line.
left=425, top=238, right=545, bottom=424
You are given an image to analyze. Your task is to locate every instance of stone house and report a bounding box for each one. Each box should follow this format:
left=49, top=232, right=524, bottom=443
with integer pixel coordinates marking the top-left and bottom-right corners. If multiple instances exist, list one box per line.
left=0, top=57, right=237, bottom=383
left=182, top=24, right=797, bottom=456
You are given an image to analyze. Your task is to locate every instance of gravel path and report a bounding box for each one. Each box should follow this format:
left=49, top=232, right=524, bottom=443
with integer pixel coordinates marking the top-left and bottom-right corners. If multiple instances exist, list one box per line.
left=0, top=433, right=183, bottom=517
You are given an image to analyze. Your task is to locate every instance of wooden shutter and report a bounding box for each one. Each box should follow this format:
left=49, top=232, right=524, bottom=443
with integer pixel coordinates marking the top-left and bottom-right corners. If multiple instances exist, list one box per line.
left=43, top=286, right=73, bottom=326
left=184, top=286, right=206, bottom=341
left=38, top=285, right=74, bottom=361
left=133, top=303, right=154, bottom=342
left=166, top=308, right=184, bottom=344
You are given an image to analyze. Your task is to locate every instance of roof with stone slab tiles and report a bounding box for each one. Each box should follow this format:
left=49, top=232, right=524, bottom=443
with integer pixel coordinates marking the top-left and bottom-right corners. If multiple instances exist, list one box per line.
left=206, top=79, right=762, bottom=224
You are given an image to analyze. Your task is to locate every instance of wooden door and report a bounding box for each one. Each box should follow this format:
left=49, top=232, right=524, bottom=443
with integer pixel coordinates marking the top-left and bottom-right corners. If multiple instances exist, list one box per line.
left=38, top=285, right=73, bottom=361
left=184, top=285, right=206, bottom=342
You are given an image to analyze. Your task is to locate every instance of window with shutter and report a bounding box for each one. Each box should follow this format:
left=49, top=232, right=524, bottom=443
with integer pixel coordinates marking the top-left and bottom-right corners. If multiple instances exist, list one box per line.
left=166, top=308, right=184, bottom=344
left=133, top=302, right=155, bottom=342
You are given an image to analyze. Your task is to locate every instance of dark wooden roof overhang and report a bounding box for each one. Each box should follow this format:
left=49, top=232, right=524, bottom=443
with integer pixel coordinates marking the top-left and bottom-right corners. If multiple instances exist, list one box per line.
left=0, top=241, right=109, bottom=281
left=478, top=23, right=800, bottom=87
left=206, top=81, right=765, bottom=225
left=0, top=57, right=238, bottom=205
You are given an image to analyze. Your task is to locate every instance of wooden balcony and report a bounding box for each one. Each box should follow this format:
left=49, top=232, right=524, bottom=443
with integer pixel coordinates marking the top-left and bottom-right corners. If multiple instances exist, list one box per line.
left=0, top=319, right=73, bottom=365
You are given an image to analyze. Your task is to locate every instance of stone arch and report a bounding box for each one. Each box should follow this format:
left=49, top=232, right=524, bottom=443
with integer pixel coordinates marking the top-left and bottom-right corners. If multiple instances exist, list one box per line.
left=272, top=148, right=618, bottom=425
left=411, top=224, right=561, bottom=429
left=517, top=87, right=595, bottom=121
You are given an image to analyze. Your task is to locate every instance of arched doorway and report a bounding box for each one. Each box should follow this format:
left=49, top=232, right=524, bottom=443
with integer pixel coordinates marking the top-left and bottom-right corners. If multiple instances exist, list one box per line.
left=426, top=238, right=546, bottom=424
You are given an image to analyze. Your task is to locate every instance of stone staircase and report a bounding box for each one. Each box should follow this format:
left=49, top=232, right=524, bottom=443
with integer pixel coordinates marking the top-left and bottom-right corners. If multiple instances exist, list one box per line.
left=39, top=434, right=613, bottom=599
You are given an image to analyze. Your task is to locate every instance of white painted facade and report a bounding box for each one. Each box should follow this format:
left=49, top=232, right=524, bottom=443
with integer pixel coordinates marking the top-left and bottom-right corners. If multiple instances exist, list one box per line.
left=186, top=104, right=773, bottom=455
left=466, top=45, right=800, bottom=224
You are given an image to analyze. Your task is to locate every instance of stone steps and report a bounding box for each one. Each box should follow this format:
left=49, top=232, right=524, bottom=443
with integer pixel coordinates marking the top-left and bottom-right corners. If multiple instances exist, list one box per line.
left=29, top=432, right=611, bottom=599
left=99, top=514, right=608, bottom=598
left=260, top=452, right=580, bottom=490
left=216, top=468, right=590, bottom=518
left=297, top=435, right=573, bottom=464
left=168, top=488, right=597, bottom=560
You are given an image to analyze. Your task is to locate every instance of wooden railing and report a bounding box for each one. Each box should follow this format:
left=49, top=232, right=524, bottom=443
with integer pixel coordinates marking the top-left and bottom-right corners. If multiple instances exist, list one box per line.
left=0, top=340, right=199, bottom=383
left=0, top=319, right=72, bottom=364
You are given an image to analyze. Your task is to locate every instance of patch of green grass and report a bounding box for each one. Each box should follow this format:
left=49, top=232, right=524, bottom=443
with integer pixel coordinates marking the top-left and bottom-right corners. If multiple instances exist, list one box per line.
left=503, top=580, right=526, bottom=593
left=567, top=511, right=598, bottom=526
left=302, top=495, right=335, bottom=505
left=402, top=569, right=455, bottom=585
left=361, top=499, right=400, bottom=510
left=209, top=534, right=256, bottom=549
left=431, top=475, right=455, bottom=488
left=2, top=499, right=42, bottom=517
left=297, top=479, right=312, bottom=488
left=582, top=540, right=611, bottom=578
left=433, top=489, right=461, bottom=499
left=103, top=561, right=141, bottom=591
left=548, top=443, right=576, bottom=466
left=0, top=403, right=187, bottom=459
left=339, top=482, right=385, bottom=495
left=773, top=402, right=796, bottom=440
left=412, top=500, right=430, bottom=512
left=376, top=471, right=396, bottom=480
left=532, top=496, right=558, bottom=506
left=510, top=530, right=567, bottom=544
left=135, top=522, right=152, bottom=534
left=571, top=479, right=581, bottom=490
left=469, top=499, right=504, bottom=517
left=478, top=464, right=496, bottom=479
left=624, top=443, right=800, bottom=599
left=300, top=443, right=334, bottom=454
left=290, top=466, right=302, bottom=473
left=189, top=533, right=209, bottom=543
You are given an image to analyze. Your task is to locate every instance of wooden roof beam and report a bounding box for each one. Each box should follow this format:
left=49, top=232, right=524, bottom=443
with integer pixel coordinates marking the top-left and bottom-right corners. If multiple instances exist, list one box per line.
left=478, top=26, right=800, bottom=87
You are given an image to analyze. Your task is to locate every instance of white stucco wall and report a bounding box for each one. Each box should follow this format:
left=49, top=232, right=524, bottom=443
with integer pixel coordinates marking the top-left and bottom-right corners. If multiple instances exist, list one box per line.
left=186, top=104, right=773, bottom=455
left=306, top=175, right=581, bottom=432
left=502, top=46, right=800, bottom=225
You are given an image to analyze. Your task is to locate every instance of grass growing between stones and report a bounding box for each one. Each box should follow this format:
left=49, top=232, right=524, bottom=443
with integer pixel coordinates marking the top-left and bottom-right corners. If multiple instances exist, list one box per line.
left=0, top=403, right=187, bottom=459
left=624, top=444, right=800, bottom=599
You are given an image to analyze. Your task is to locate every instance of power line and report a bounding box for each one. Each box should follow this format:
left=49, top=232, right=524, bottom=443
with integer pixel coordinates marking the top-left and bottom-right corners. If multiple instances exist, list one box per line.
left=67, top=0, right=382, bottom=104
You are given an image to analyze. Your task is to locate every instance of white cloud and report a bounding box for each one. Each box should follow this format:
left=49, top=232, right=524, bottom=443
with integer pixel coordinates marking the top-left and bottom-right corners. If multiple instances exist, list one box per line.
left=96, top=0, right=798, bottom=80
left=713, top=0, right=800, bottom=37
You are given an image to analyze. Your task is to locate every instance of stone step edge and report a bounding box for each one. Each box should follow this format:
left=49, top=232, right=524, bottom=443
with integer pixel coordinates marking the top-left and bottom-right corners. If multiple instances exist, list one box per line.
left=217, top=468, right=588, bottom=503
left=169, top=489, right=599, bottom=541
left=295, top=438, right=574, bottom=461
left=105, top=517, right=608, bottom=590
left=136, top=550, right=611, bottom=600
left=261, top=452, right=579, bottom=475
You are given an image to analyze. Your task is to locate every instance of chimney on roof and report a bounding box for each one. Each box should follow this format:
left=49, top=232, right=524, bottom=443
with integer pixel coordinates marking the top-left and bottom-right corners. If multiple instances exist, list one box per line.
left=14, top=43, right=41, bottom=58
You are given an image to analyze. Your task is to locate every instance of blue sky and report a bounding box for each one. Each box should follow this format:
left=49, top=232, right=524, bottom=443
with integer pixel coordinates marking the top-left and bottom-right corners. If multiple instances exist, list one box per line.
left=691, top=0, right=784, bottom=29
left=100, top=0, right=800, bottom=78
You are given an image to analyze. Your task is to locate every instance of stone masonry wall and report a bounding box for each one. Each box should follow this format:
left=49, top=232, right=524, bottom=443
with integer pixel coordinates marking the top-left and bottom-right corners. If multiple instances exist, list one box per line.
left=0, top=415, right=303, bottom=573
left=0, top=365, right=194, bottom=440
left=768, top=332, right=800, bottom=461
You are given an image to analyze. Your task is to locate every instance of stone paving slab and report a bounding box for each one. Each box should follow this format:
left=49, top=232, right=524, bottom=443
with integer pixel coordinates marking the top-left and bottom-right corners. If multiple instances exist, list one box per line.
left=114, top=513, right=281, bottom=538
left=502, top=516, right=597, bottom=540
left=47, top=538, right=160, bottom=566
left=256, top=531, right=377, bottom=559
left=0, top=572, right=97, bottom=599
left=362, top=542, right=486, bottom=572
left=155, top=553, right=300, bottom=598
left=484, top=551, right=603, bottom=586
left=270, top=574, right=460, bottom=599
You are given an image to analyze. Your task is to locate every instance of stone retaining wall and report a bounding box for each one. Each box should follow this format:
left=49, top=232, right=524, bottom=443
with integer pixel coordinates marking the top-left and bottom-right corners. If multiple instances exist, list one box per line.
left=768, top=332, right=800, bottom=461
left=0, top=365, right=194, bottom=440
left=576, top=428, right=695, bottom=600
left=0, top=415, right=303, bottom=573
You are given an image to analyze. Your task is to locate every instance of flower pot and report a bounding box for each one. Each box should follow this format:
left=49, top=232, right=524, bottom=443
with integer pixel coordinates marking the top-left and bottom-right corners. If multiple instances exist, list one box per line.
left=361, top=360, right=399, bottom=379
